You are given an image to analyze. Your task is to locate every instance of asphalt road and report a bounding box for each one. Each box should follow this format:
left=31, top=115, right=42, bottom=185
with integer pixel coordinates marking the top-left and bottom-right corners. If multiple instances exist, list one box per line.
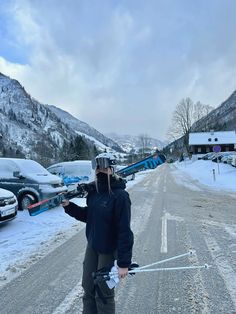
left=1, top=164, right=236, bottom=314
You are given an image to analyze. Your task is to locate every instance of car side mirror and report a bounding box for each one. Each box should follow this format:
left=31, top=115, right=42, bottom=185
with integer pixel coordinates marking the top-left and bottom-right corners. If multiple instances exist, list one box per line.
left=13, top=171, right=25, bottom=179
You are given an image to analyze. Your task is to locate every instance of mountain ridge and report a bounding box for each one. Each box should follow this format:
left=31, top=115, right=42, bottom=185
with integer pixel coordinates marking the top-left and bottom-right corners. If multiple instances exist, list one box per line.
left=106, top=132, right=168, bottom=153
left=191, top=90, right=236, bottom=132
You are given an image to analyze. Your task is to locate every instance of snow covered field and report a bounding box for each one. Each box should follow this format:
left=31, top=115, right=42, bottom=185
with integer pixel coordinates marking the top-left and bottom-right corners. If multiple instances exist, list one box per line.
left=174, top=159, right=236, bottom=193
left=0, top=172, right=148, bottom=286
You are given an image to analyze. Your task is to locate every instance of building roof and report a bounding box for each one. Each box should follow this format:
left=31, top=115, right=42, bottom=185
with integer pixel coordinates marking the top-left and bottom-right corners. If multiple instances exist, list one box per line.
left=189, top=131, right=236, bottom=145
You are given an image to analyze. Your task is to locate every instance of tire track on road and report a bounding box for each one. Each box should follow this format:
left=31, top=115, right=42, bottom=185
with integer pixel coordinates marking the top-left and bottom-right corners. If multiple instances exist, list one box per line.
left=203, top=227, right=236, bottom=310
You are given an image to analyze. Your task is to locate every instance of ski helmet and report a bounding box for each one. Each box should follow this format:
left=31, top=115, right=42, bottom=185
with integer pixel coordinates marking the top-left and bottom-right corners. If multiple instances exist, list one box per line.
left=92, top=152, right=117, bottom=170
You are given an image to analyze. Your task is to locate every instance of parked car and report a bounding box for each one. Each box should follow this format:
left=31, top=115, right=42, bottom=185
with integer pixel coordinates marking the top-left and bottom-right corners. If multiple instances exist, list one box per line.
left=211, top=152, right=227, bottom=163
left=231, top=155, right=236, bottom=167
left=201, top=152, right=215, bottom=160
left=214, top=152, right=236, bottom=163
left=221, top=155, right=230, bottom=164
left=226, top=154, right=236, bottom=165
left=208, top=153, right=219, bottom=160
left=0, top=158, right=67, bottom=210
left=0, top=188, right=18, bottom=223
left=47, top=160, right=95, bottom=192
left=220, top=153, right=235, bottom=164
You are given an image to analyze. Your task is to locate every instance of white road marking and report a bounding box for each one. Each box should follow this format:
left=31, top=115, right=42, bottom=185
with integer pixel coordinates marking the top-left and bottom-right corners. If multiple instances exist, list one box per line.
left=160, top=211, right=184, bottom=254
left=165, top=212, right=184, bottom=222
left=163, top=185, right=167, bottom=193
left=161, top=211, right=168, bottom=253
left=52, top=280, right=83, bottom=314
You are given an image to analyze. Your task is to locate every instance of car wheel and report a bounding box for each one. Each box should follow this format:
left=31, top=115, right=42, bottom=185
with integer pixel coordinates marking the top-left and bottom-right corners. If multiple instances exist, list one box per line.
left=19, top=193, right=38, bottom=211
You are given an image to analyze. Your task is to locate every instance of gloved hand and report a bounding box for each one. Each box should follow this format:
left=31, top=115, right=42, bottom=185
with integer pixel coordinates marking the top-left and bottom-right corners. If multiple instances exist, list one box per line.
left=61, top=199, right=70, bottom=207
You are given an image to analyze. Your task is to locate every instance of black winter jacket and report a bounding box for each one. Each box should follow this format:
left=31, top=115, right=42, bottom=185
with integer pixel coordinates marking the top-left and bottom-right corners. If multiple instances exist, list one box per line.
left=64, top=175, right=134, bottom=268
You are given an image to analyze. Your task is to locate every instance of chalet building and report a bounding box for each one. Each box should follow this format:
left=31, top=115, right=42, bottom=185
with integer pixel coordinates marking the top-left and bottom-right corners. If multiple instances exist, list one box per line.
left=189, top=130, right=236, bottom=157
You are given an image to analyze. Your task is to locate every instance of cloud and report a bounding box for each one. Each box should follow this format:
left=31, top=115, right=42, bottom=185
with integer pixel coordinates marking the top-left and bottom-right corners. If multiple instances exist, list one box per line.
left=1, top=0, right=236, bottom=140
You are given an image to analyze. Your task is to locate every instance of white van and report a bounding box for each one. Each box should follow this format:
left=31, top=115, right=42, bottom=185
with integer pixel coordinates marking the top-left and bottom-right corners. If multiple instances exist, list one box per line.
left=0, top=188, right=18, bottom=223
left=0, top=158, right=67, bottom=210
left=47, top=160, right=95, bottom=191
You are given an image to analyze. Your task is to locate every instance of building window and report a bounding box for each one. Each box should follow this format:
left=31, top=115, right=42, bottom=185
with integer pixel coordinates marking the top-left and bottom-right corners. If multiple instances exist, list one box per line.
left=208, top=138, right=212, bottom=142
left=206, top=147, right=210, bottom=152
left=214, top=138, right=218, bottom=141
left=198, top=147, right=202, bottom=153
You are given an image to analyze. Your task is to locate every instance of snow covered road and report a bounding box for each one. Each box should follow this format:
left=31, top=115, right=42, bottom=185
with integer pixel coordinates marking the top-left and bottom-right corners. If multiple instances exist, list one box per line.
left=0, top=162, right=236, bottom=313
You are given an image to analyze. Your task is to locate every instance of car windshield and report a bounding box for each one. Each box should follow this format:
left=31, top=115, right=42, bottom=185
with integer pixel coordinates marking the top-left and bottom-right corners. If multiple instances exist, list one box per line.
left=14, top=160, right=49, bottom=175
left=64, top=164, right=91, bottom=177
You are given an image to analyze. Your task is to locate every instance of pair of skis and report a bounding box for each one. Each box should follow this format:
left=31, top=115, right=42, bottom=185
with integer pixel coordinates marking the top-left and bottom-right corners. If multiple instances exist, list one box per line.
left=27, top=184, right=89, bottom=216
left=27, top=152, right=166, bottom=217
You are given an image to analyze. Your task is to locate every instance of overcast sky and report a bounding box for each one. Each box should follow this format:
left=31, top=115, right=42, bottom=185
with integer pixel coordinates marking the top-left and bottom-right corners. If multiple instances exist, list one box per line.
left=1, top=0, right=236, bottom=141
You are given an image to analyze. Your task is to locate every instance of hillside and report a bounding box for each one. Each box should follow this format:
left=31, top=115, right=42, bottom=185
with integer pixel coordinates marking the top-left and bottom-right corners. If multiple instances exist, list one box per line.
left=0, top=72, right=123, bottom=165
left=191, top=91, right=236, bottom=132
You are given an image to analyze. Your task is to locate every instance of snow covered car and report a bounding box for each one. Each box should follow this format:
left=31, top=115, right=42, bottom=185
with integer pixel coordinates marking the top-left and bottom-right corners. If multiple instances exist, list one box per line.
left=47, top=160, right=95, bottom=192
left=221, top=155, right=230, bottom=164
left=201, top=152, right=215, bottom=160
left=220, top=153, right=236, bottom=164
left=226, top=153, right=236, bottom=165
left=0, top=158, right=67, bottom=210
left=0, top=188, right=18, bottom=223
left=231, top=155, right=236, bottom=167
left=212, top=152, right=236, bottom=163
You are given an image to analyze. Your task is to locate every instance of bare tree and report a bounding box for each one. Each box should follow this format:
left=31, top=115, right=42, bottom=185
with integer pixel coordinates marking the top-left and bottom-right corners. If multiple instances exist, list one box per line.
left=138, top=133, right=150, bottom=157
left=193, top=101, right=214, bottom=121
left=167, top=98, right=214, bottom=154
left=167, top=98, right=193, bottom=147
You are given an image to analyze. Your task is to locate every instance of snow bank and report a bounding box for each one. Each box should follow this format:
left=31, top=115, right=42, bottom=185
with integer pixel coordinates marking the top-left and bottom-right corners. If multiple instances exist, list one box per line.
left=0, top=198, right=86, bottom=286
left=175, top=160, right=236, bottom=192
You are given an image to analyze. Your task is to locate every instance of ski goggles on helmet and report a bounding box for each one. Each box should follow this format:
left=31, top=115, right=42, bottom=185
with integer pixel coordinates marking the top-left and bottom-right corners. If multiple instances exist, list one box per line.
left=91, top=156, right=117, bottom=169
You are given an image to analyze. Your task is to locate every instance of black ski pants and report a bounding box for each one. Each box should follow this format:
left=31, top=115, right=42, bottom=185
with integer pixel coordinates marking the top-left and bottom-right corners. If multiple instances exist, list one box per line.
left=82, top=245, right=116, bottom=314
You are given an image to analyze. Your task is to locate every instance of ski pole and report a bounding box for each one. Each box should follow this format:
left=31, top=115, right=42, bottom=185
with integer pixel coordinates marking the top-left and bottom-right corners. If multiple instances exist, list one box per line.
left=129, top=263, right=211, bottom=273
left=107, top=264, right=211, bottom=279
left=135, top=250, right=195, bottom=271
left=93, top=251, right=196, bottom=278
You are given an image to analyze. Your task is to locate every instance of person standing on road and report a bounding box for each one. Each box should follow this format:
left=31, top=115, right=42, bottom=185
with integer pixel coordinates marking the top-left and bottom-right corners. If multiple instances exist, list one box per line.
left=62, top=152, right=134, bottom=314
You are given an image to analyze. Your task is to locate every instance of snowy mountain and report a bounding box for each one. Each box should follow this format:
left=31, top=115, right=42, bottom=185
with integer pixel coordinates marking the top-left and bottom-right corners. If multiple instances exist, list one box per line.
left=191, top=90, right=236, bottom=132
left=49, top=105, right=123, bottom=152
left=0, top=72, right=123, bottom=165
left=106, top=132, right=167, bottom=153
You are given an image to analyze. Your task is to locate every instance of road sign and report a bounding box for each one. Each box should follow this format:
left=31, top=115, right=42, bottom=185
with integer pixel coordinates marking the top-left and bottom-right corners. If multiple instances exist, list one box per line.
left=213, top=145, right=221, bottom=153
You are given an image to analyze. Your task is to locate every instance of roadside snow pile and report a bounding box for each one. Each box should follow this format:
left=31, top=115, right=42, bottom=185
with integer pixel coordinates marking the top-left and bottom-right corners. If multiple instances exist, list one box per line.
left=0, top=198, right=86, bottom=286
left=175, top=160, right=236, bottom=192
